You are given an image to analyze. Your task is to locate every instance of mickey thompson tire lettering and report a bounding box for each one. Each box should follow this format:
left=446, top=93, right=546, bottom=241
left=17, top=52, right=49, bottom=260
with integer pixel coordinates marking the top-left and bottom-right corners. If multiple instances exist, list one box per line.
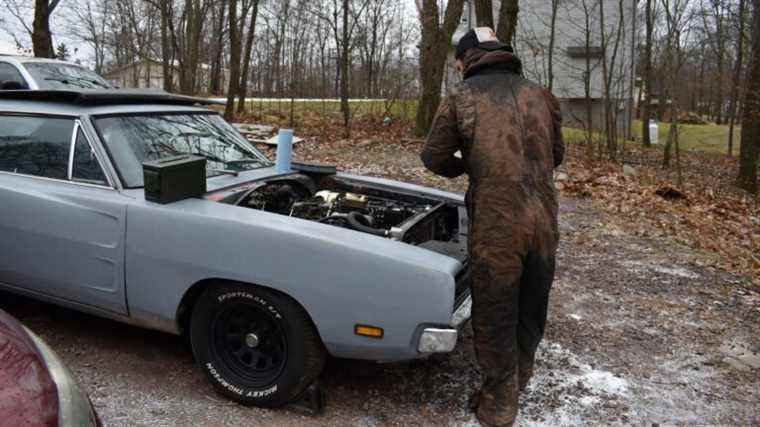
left=205, top=362, right=278, bottom=397
left=190, top=283, right=326, bottom=407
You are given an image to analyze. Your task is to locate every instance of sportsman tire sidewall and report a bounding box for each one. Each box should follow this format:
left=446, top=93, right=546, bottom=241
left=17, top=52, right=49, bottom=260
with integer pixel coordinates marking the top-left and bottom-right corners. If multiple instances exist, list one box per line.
left=190, top=284, right=325, bottom=408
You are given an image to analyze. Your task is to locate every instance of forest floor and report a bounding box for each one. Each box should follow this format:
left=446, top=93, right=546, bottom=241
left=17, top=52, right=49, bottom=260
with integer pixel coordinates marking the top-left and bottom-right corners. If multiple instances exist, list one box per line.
left=2, top=115, right=758, bottom=426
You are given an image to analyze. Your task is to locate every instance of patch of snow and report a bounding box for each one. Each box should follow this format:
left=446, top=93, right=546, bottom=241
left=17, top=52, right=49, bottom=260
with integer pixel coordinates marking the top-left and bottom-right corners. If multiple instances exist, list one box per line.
left=621, top=260, right=700, bottom=279
left=357, top=416, right=382, bottom=427
left=457, top=415, right=482, bottom=427
left=650, top=265, right=700, bottom=279
left=568, top=313, right=583, bottom=321
left=579, top=395, right=600, bottom=406
left=451, top=342, right=631, bottom=427
left=720, top=340, right=760, bottom=371
left=574, top=369, right=629, bottom=395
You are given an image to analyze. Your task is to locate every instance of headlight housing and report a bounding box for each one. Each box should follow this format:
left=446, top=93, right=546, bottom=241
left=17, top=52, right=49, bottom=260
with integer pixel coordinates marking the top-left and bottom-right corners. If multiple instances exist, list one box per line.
left=23, top=327, right=99, bottom=427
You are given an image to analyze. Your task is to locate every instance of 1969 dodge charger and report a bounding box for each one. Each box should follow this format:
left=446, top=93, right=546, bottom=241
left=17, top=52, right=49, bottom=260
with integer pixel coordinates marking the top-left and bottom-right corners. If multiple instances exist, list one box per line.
left=0, top=90, right=471, bottom=407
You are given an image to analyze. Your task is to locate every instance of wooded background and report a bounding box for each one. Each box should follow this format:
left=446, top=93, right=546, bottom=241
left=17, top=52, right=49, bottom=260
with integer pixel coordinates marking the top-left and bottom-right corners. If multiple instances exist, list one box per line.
left=1, top=0, right=758, bottom=193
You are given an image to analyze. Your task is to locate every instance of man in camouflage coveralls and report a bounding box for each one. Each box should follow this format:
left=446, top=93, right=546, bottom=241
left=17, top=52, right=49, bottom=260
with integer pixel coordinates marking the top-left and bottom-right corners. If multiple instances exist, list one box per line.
left=420, top=28, right=564, bottom=426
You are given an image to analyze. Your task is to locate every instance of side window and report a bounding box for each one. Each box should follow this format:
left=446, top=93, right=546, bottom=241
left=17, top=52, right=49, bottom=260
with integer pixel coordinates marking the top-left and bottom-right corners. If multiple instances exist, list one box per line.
left=0, top=63, right=27, bottom=88
left=0, top=115, right=73, bottom=180
left=72, top=129, right=108, bottom=185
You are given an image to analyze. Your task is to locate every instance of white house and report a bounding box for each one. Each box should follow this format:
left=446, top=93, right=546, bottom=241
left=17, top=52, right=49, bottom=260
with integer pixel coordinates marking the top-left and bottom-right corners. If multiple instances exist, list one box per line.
left=449, top=0, right=638, bottom=137
left=104, top=59, right=230, bottom=95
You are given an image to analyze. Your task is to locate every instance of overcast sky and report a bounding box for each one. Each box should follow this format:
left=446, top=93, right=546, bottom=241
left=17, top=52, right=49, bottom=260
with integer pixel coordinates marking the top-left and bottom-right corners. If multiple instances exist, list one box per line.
left=0, top=4, right=82, bottom=59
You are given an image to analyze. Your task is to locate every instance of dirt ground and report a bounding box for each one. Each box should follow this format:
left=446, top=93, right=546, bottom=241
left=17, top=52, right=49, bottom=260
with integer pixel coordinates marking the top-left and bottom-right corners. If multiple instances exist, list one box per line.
left=2, top=139, right=758, bottom=426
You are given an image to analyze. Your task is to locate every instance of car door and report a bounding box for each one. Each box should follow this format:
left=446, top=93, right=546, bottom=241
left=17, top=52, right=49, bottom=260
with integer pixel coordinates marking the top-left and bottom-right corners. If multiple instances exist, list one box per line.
left=0, top=114, right=128, bottom=314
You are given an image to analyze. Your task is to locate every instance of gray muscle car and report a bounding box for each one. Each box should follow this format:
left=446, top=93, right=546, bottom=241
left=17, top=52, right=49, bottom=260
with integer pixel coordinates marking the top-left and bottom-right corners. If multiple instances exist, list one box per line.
left=0, top=90, right=471, bottom=407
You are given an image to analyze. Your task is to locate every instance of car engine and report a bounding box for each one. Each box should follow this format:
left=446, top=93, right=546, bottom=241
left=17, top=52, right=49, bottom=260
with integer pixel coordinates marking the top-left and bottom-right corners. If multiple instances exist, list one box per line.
left=238, top=181, right=437, bottom=238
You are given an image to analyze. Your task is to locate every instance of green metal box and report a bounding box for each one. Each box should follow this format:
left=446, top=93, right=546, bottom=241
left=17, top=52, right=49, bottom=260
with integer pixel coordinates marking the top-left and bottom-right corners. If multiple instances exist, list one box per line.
left=143, top=155, right=207, bottom=204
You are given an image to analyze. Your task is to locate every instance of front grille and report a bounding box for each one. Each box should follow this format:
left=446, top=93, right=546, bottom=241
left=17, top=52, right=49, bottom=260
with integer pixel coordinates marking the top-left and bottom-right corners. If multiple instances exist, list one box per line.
left=454, top=265, right=471, bottom=309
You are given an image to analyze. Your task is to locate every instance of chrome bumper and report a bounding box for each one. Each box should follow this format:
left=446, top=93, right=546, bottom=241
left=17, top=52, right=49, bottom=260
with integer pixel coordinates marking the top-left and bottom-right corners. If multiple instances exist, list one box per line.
left=417, top=293, right=472, bottom=353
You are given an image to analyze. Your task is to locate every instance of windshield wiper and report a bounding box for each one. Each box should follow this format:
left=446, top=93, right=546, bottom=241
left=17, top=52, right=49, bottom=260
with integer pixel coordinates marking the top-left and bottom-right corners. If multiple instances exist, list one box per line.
left=44, top=76, right=110, bottom=89
left=191, top=153, right=245, bottom=177
left=78, top=77, right=110, bottom=88
left=44, top=77, right=91, bottom=88
left=208, top=169, right=239, bottom=177
left=226, top=159, right=270, bottom=167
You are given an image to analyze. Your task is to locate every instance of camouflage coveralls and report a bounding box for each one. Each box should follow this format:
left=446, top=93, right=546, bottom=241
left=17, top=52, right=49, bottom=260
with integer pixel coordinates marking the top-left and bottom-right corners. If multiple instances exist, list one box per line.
left=421, top=49, right=564, bottom=427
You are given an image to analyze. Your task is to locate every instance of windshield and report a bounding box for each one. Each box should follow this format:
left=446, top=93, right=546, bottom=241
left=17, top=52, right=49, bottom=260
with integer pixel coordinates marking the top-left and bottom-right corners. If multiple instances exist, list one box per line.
left=94, top=113, right=272, bottom=188
left=24, top=62, right=112, bottom=89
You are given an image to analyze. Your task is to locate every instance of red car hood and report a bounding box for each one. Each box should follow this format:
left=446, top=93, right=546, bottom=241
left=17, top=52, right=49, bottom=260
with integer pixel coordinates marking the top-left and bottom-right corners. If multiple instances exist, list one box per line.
left=0, top=309, right=58, bottom=426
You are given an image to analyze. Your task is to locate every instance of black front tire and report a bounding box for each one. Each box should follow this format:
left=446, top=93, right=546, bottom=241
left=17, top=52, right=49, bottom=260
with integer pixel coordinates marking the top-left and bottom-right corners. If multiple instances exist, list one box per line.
left=190, top=283, right=325, bottom=407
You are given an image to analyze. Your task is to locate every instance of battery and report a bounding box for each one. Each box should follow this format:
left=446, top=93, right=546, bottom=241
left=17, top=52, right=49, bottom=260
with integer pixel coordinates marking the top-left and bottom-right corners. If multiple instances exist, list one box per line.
left=143, top=155, right=207, bottom=204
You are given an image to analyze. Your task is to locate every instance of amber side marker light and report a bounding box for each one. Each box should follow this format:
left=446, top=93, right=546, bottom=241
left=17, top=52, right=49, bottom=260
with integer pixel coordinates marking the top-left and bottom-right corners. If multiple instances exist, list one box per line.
left=355, top=325, right=384, bottom=338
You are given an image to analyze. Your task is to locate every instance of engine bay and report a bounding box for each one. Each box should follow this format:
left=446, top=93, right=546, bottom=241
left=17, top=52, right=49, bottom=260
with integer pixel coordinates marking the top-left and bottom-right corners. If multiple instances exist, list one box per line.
left=220, top=175, right=465, bottom=257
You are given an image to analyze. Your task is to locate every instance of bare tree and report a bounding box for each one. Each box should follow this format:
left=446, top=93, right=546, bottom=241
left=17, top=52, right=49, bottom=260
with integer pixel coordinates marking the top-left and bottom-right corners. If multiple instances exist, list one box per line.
left=340, top=0, right=351, bottom=132
left=474, top=0, right=494, bottom=28
left=207, top=0, right=228, bottom=95
left=547, top=0, right=560, bottom=92
left=598, top=0, right=627, bottom=158
left=497, top=0, right=520, bottom=45
left=737, top=0, right=759, bottom=193
left=414, top=0, right=465, bottom=136
left=174, top=0, right=212, bottom=94
left=224, top=0, right=242, bottom=120
left=3, top=0, right=59, bottom=56
left=236, top=0, right=261, bottom=114
left=65, top=0, right=110, bottom=73
left=660, top=0, right=694, bottom=187
left=33, top=0, right=61, bottom=57
left=641, top=0, right=654, bottom=146
left=727, top=0, right=747, bottom=157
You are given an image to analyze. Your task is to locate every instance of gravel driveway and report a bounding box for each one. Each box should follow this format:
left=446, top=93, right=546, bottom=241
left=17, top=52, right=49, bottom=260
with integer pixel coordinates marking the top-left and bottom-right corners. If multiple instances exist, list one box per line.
left=2, top=196, right=758, bottom=426
left=2, top=141, right=758, bottom=426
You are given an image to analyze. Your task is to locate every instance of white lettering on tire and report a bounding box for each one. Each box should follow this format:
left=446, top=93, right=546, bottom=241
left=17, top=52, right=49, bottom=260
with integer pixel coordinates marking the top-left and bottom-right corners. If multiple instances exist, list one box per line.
left=205, top=362, right=278, bottom=397
left=217, top=292, right=283, bottom=319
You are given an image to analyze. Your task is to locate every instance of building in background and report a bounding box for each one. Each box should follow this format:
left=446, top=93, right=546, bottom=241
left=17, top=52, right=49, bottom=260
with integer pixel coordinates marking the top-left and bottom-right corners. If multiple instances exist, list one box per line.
left=104, top=59, right=230, bottom=94
left=449, top=0, right=638, bottom=138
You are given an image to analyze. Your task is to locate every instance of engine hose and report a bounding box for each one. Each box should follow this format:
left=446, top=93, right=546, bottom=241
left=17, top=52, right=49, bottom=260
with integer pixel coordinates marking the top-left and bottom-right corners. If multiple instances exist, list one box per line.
left=347, top=211, right=388, bottom=237
left=318, top=214, right=347, bottom=223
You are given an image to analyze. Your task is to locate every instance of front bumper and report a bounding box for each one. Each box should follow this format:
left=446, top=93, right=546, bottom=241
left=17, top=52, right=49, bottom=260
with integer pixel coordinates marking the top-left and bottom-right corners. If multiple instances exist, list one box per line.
left=417, top=292, right=472, bottom=353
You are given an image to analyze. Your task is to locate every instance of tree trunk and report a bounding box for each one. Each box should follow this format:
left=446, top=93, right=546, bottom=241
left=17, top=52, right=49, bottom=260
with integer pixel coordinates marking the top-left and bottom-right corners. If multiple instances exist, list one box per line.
left=496, top=0, right=519, bottom=45
left=641, top=0, right=653, bottom=146
left=179, top=0, right=208, bottom=95
left=737, top=0, right=760, bottom=193
left=473, top=0, right=494, bottom=28
left=581, top=0, right=593, bottom=152
left=32, top=0, right=59, bottom=58
left=714, top=1, right=726, bottom=125
left=663, top=104, right=677, bottom=168
left=209, top=2, right=227, bottom=95
left=340, top=0, right=350, bottom=136
left=697, top=45, right=706, bottom=116
left=224, top=0, right=242, bottom=121
left=237, top=0, right=261, bottom=115
left=728, top=0, right=747, bottom=157
left=547, top=0, right=559, bottom=92
left=159, top=0, right=174, bottom=92
left=415, top=0, right=465, bottom=137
